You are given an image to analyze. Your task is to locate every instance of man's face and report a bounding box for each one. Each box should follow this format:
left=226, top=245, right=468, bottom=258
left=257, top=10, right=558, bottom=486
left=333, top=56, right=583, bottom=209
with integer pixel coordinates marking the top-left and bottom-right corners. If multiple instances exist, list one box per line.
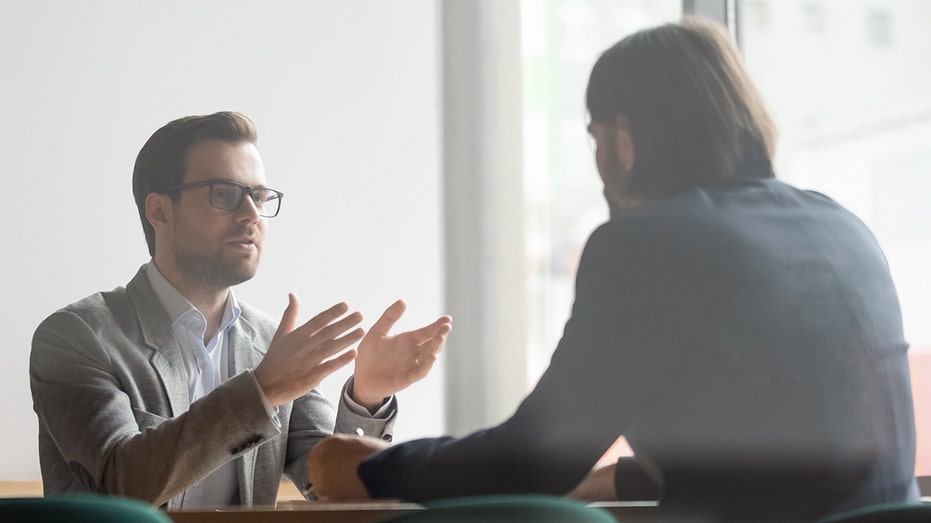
left=588, top=121, right=625, bottom=209
left=588, top=121, right=615, bottom=183
left=169, top=139, right=268, bottom=290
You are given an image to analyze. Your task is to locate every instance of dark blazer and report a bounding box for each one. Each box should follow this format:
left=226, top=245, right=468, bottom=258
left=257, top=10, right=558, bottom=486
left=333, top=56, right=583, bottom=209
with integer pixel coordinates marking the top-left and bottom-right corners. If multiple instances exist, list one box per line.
left=358, top=179, right=919, bottom=521
left=31, top=267, right=395, bottom=509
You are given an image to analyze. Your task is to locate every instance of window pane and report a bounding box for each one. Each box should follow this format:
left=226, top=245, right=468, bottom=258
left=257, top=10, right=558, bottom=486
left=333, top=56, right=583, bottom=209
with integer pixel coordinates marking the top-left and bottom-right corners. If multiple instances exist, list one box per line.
left=521, top=0, right=682, bottom=384
left=738, top=0, right=931, bottom=353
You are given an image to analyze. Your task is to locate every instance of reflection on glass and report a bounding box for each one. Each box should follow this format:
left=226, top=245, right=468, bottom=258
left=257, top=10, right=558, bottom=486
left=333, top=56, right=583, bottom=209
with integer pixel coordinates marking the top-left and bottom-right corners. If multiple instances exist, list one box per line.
left=739, top=0, right=931, bottom=352
left=522, top=0, right=931, bottom=388
left=521, top=0, right=682, bottom=384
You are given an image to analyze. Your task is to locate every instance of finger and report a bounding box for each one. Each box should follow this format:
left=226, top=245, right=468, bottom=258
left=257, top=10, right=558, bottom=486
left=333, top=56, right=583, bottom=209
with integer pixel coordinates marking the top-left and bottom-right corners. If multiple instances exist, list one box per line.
left=311, top=327, right=365, bottom=363
left=293, top=302, right=351, bottom=338
left=411, top=351, right=439, bottom=380
left=409, top=316, right=453, bottom=345
left=272, top=293, right=300, bottom=344
left=431, top=321, right=453, bottom=341
left=368, top=299, right=407, bottom=337
left=418, top=332, right=448, bottom=358
left=310, top=311, right=364, bottom=346
left=314, top=348, right=358, bottom=377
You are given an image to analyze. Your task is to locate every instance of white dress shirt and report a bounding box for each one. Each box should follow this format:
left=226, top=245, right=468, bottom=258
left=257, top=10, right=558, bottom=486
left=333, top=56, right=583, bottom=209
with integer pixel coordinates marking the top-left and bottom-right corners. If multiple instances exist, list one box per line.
left=145, top=261, right=393, bottom=508
left=146, top=262, right=242, bottom=508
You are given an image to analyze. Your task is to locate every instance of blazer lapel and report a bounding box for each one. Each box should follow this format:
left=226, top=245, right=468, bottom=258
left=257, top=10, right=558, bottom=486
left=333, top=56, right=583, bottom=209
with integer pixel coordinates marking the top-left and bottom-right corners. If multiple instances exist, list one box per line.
left=126, top=267, right=190, bottom=416
left=149, top=343, right=189, bottom=417
left=229, top=318, right=265, bottom=506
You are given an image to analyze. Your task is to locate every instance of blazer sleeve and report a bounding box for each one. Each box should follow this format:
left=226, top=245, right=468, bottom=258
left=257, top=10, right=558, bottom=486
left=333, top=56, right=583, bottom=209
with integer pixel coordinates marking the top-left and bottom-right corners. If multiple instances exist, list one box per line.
left=30, top=308, right=283, bottom=507
left=282, top=379, right=398, bottom=496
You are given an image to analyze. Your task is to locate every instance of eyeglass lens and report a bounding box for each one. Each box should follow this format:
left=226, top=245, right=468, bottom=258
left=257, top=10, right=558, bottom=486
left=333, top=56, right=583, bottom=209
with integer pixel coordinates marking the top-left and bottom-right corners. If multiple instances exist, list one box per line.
left=210, top=182, right=281, bottom=217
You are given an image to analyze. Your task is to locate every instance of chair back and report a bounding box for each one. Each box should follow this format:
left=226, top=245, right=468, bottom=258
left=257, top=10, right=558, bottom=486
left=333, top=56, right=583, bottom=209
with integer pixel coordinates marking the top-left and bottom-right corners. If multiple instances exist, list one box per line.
left=818, top=501, right=931, bottom=523
left=0, top=494, right=171, bottom=523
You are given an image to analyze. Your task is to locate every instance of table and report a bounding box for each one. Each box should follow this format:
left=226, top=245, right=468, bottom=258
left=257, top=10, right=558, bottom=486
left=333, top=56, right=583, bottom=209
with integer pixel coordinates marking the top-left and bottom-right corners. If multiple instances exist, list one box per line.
left=166, top=500, right=662, bottom=522
left=167, top=501, right=421, bottom=523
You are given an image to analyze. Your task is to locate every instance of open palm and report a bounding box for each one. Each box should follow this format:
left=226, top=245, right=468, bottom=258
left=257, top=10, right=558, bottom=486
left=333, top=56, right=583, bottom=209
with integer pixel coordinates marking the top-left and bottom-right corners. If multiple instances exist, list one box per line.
left=351, top=300, right=452, bottom=410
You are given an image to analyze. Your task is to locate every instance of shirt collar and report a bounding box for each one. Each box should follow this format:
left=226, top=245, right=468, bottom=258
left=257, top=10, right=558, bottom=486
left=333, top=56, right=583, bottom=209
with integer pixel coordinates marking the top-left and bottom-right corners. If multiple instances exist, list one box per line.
left=145, top=260, right=242, bottom=331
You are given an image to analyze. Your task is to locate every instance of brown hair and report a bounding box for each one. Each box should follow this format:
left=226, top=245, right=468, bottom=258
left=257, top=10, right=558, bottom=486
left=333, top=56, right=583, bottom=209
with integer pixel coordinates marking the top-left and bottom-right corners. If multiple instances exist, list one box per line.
left=585, top=17, right=777, bottom=200
left=132, top=111, right=258, bottom=256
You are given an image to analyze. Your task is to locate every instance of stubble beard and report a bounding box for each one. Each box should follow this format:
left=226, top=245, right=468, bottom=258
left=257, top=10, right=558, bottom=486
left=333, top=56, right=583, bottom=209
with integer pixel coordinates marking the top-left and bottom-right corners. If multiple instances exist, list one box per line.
left=174, top=234, right=262, bottom=291
left=603, top=156, right=632, bottom=219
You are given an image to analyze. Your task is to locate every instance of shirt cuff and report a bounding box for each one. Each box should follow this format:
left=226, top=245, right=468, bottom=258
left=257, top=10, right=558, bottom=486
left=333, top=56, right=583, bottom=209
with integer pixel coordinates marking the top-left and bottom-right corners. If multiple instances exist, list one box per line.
left=248, top=370, right=280, bottom=421
left=342, top=376, right=394, bottom=419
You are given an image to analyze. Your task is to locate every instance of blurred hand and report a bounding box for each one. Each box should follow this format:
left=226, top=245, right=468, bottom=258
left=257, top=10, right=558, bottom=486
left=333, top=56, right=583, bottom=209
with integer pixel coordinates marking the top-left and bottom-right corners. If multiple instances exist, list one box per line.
left=566, top=463, right=617, bottom=501
left=307, top=434, right=390, bottom=501
left=254, top=294, right=365, bottom=407
left=351, top=300, right=452, bottom=411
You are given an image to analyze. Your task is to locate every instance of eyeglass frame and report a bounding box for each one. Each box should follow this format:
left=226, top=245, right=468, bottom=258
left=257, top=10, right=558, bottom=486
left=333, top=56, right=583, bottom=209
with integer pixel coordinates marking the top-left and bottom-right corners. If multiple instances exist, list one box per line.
left=161, top=179, right=284, bottom=218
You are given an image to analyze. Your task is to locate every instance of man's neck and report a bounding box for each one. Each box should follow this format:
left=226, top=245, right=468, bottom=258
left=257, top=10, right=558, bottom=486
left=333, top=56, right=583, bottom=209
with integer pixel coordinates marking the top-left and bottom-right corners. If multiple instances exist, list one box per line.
left=607, top=193, right=653, bottom=219
left=152, top=260, right=230, bottom=342
left=182, top=285, right=229, bottom=343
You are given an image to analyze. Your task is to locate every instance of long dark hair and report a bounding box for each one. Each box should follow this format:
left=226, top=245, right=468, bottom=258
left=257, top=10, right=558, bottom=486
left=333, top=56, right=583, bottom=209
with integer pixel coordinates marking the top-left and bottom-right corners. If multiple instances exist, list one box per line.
left=586, top=17, right=777, bottom=200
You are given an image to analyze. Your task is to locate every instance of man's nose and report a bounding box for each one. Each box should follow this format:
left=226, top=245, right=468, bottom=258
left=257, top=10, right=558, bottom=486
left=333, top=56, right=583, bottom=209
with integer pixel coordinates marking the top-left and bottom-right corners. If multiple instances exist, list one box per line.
left=235, top=194, right=262, bottom=222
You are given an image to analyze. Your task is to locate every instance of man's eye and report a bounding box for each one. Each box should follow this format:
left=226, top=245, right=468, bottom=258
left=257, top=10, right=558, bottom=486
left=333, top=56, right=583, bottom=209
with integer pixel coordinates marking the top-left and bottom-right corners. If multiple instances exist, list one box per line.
left=212, top=187, right=239, bottom=205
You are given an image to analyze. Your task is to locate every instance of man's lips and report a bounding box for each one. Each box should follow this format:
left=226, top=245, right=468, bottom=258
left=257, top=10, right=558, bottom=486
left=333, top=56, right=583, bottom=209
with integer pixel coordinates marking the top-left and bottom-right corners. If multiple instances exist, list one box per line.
left=227, top=236, right=260, bottom=248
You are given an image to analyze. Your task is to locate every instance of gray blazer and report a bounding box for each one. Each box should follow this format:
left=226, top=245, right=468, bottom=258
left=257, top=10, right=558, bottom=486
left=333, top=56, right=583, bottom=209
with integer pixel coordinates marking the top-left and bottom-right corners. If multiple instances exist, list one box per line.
left=30, top=266, right=395, bottom=509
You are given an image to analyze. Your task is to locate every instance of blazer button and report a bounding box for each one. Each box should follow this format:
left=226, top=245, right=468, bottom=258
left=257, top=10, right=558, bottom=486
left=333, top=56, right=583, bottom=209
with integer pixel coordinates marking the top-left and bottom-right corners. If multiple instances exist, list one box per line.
left=382, top=434, right=393, bottom=443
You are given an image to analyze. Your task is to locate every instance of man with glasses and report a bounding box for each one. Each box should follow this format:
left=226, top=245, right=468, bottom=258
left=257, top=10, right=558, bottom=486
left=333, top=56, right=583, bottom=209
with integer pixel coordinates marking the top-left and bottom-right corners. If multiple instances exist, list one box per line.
left=29, top=112, right=452, bottom=509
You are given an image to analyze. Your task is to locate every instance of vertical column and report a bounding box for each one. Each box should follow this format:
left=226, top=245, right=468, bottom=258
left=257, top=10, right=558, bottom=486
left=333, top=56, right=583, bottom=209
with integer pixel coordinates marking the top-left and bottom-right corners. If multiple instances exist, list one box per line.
left=441, top=0, right=527, bottom=435
left=684, top=0, right=738, bottom=39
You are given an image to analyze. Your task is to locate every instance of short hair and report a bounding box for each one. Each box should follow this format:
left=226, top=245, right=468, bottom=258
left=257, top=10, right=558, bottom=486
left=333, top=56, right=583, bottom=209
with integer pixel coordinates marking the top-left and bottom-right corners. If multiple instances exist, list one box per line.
left=132, top=111, right=258, bottom=256
left=585, top=17, right=777, bottom=200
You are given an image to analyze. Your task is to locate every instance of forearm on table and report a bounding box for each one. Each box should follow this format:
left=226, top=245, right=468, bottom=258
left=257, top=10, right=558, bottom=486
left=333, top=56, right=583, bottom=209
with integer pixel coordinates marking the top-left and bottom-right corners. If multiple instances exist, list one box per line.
left=45, top=372, right=279, bottom=505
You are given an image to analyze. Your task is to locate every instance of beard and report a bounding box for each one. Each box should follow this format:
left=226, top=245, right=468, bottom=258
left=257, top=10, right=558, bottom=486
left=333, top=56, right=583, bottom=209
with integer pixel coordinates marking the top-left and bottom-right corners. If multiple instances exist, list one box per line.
left=175, top=248, right=259, bottom=290
left=172, top=227, right=262, bottom=290
left=602, top=155, right=634, bottom=218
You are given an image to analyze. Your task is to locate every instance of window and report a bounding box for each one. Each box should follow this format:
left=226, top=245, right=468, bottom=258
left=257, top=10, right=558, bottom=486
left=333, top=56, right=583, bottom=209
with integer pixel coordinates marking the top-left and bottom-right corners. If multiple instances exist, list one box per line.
left=801, top=2, right=827, bottom=35
left=514, top=0, right=930, bottom=475
left=521, top=0, right=682, bottom=383
left=866, top=9, right=894, bottom=47
left=743, top=0, right=772, bottom=31
left=738, top=0, right=931, bottom=354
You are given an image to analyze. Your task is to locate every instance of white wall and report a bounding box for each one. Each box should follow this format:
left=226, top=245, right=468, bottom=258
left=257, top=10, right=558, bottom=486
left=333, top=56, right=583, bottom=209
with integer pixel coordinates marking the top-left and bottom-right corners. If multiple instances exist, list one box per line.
left=0, top=0, right=444, bottom=480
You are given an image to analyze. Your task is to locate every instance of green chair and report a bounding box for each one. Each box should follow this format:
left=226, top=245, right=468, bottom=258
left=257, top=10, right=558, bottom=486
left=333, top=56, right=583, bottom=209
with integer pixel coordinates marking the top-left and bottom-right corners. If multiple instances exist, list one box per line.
left=378, top=494, right=616, bottom=522
left=818, top=501, right=931, bottom=523
left=0, top=494, right=171, bottom=523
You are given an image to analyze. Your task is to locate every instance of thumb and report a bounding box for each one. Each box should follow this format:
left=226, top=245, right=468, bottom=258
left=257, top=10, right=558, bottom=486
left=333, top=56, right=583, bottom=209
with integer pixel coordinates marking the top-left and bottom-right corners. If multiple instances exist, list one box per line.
left=368, top=299, right=406, bottom=338
left=273, top=293, right=300, bottom=343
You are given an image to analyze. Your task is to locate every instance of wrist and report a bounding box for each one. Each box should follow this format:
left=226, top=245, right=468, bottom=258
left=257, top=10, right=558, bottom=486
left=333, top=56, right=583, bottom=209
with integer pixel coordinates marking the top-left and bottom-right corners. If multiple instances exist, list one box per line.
left=253, top=368, right=282, bottom=407
left=349, top=378, right=387, bottom=413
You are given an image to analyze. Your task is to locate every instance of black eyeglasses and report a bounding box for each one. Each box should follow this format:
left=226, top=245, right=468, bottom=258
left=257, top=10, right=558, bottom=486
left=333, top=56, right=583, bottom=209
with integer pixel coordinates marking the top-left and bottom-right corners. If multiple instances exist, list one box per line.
left=163, top=179, right=284, bottom=218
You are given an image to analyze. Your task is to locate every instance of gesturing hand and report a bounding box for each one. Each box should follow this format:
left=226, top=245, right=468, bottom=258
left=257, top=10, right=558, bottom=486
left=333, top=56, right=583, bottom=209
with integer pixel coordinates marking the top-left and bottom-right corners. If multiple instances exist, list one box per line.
left=254, top=294, right=365, bottom=407
left=351, top=300, right=452, bottom=411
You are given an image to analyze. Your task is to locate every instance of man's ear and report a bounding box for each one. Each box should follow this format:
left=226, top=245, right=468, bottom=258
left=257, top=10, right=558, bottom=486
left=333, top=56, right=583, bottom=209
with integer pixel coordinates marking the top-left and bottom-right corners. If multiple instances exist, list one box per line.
left=145, top=193, right=172, bottom=234
left=613, top=115, right=635, bottom=173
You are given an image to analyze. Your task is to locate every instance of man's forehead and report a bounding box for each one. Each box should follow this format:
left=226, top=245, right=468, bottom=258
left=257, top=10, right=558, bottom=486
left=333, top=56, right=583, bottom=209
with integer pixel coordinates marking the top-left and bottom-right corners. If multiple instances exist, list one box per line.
left=182, top=139, right=266, bottom=184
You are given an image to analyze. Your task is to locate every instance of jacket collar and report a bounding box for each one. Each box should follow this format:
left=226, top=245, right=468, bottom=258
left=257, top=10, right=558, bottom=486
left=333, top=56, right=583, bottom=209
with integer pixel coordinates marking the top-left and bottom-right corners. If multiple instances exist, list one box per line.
left=126, top=266, right=190, bottom=417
